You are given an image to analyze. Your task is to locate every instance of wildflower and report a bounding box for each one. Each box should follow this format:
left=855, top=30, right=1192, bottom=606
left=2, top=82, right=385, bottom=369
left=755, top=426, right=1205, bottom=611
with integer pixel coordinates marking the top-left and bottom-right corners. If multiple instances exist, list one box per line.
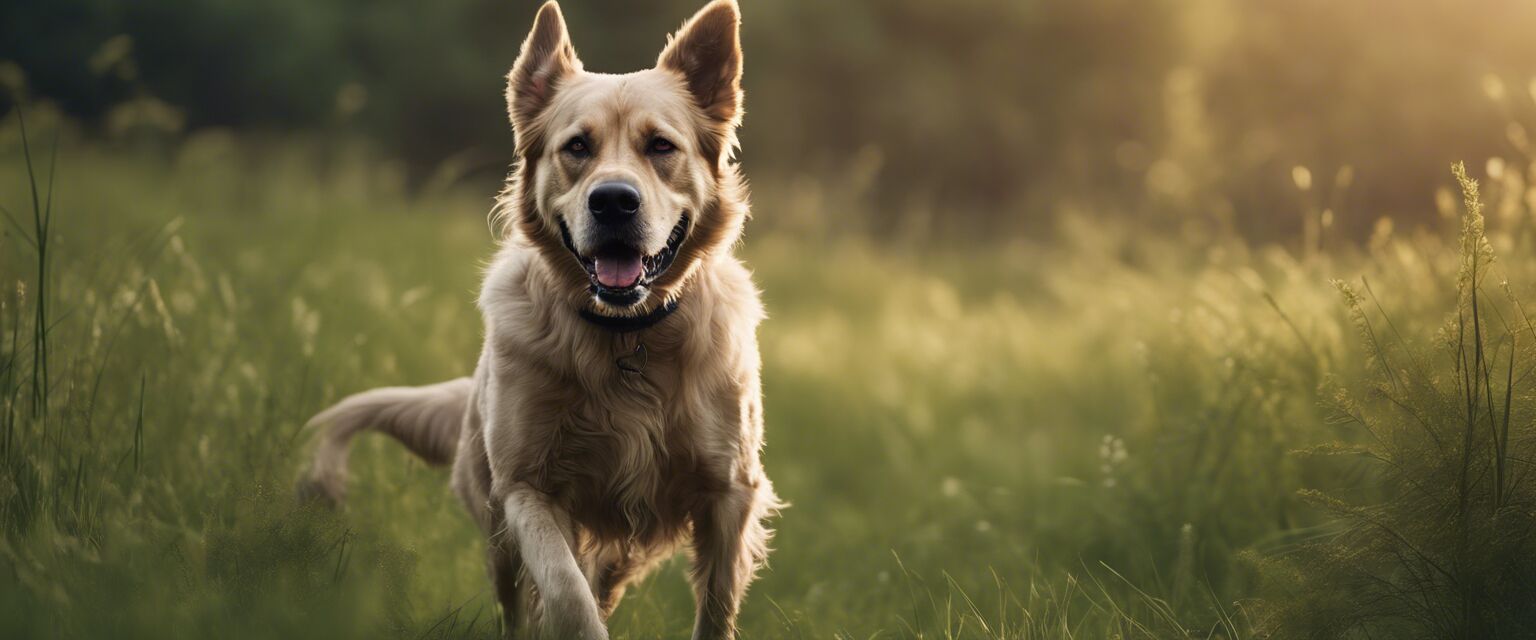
left=1100, top=435, right=1128, bottom=488
left=941, top=477, right=962, bottom=498
left=1291, top=165, right=1312, bottom=191
left=1487, top=157, right=1506, bottom=180
left=1482, top=73, right=1506, bottom=101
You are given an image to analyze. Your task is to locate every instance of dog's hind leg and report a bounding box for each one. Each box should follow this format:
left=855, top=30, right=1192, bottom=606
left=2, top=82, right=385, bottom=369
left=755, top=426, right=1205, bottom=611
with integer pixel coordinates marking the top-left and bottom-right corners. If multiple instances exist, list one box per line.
left=487, top=513, right=526, bottom=636
left=448, top=396, right=528, bottom=637
left=589, top=543, right=672, bottom=619
left=688, top=479, right=777, bottom=640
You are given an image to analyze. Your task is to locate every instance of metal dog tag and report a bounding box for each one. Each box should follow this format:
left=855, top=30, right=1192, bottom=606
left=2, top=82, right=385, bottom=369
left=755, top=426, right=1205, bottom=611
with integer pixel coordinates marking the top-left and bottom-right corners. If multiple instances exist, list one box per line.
left=615, top=342, right=648, bottom=374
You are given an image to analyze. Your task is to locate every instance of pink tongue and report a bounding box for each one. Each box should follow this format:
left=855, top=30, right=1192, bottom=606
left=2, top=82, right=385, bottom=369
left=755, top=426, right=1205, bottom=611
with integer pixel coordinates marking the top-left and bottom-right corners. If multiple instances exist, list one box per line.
left=595, top=255, right=644, bottom=288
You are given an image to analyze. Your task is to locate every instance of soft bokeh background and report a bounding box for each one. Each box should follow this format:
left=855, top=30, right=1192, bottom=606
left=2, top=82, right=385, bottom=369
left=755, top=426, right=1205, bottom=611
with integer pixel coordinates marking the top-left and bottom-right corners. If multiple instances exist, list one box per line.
left=10, top=0, right=1536, bottom=237
left=4, top=0, right=1536, bottom=638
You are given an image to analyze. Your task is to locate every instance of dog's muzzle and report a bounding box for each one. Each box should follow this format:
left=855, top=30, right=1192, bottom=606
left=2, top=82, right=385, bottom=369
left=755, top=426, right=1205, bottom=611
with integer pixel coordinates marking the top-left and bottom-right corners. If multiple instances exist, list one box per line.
left=559, top=214, right=691, bottom=308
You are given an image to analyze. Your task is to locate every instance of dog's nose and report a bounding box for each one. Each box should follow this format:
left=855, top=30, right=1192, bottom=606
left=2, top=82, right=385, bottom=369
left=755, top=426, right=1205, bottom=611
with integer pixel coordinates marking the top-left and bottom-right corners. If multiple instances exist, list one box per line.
left=587, top=182, right=641, bottom=225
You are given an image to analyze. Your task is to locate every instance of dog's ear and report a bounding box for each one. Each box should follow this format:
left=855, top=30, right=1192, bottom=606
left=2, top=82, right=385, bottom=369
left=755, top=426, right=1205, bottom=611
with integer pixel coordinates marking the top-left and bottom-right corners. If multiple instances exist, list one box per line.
left=658, top=0, right=742, bottom=127
left=507, top=1, right=580, bottom=134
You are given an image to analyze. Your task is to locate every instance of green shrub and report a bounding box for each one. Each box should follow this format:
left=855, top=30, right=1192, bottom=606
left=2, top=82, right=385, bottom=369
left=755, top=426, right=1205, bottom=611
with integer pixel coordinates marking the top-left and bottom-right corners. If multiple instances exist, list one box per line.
left=1252, top=165, right=1536, bottom=638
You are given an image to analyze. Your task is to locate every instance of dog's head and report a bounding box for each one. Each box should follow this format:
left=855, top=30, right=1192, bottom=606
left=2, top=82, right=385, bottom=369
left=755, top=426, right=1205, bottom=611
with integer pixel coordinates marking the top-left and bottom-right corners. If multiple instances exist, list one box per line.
left=499, top=0, right=747, bottom=315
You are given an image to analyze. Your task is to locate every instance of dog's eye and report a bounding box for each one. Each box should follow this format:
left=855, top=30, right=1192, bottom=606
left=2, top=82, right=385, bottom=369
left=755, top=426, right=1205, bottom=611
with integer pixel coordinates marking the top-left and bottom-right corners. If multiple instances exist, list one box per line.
left=563, top=137, right=590, bottom=158
left=647, top=138, right=676, bottom=155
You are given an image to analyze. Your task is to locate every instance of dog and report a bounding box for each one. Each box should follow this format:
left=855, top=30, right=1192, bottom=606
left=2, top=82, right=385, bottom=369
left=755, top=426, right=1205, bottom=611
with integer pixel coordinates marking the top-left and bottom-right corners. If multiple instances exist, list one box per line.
left=299, top=1, right=779, bottom=638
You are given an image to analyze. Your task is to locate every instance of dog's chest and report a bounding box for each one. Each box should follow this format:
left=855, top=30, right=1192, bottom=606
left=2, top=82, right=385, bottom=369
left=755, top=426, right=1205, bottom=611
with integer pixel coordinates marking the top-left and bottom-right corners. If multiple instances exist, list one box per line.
left=517, top=366, right=729, bottom=544
left=479, top=250, right=761, bottom=543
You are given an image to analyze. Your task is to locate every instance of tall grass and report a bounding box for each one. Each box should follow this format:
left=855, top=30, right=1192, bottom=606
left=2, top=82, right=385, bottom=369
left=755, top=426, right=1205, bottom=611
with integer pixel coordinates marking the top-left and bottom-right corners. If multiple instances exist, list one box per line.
left=1251, top=164, right=1536, bottom=638
left=0, top=123, right=458, bottom=639
left=1, top=123, right=1534, bottom=637
left=1, top=110, right=64, bottom=538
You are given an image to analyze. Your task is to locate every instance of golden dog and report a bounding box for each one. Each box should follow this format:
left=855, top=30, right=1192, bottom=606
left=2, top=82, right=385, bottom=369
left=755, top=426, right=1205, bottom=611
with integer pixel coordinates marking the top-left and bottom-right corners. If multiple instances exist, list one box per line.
left=301, top=2, right=778, bottom=637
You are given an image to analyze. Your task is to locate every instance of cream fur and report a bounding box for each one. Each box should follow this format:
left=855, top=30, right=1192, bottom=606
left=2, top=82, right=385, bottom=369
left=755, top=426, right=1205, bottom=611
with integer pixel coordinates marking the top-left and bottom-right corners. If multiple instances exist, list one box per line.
left=302, top=2, right=778, bottom=638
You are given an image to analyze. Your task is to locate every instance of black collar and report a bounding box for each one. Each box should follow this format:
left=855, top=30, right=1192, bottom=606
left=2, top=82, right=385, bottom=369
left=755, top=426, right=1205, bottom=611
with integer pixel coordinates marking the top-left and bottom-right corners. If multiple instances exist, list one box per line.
left=579, top=299, right=680, bottom=333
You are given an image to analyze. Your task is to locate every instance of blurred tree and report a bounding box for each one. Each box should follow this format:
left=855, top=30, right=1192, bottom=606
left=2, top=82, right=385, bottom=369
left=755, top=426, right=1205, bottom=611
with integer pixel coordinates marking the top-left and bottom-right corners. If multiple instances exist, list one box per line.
left=0, top=0, right=133, bottom=121
left=4, top=0, right=1536, bottom=238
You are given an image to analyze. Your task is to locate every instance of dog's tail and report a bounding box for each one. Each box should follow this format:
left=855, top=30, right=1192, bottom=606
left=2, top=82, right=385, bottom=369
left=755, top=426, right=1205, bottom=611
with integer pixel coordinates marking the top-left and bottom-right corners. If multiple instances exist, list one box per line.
left=298, top=377, right=472, bottom=506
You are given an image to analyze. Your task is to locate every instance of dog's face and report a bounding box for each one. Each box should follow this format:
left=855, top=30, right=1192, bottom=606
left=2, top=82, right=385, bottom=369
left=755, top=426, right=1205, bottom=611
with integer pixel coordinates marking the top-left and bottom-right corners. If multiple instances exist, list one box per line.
left=503, top=0, right=746, bottom=314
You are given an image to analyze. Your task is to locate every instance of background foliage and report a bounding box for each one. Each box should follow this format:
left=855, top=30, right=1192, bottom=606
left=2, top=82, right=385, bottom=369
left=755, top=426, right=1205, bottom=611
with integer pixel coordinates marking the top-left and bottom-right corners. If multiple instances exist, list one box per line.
left=6, top=0, right=1536, bottom=236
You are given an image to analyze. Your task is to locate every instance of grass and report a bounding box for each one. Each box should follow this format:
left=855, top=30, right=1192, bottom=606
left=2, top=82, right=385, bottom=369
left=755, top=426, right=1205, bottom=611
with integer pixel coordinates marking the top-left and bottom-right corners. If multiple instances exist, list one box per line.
left=1248, top=165, right=1536, bottom=638
left=1, top=120, right=1534, bottom=638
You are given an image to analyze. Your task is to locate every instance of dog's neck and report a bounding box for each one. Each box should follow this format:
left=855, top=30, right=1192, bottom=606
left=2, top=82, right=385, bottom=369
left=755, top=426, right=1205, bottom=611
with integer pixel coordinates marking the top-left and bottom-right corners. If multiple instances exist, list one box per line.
left=578, top=299, right=681, bottom=333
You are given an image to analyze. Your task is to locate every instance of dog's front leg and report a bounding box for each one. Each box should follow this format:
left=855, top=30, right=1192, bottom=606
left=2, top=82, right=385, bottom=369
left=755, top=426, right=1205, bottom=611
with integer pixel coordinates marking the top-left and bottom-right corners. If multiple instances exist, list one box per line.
left=689, top=479, right=774, bottom=640
left=504, top=485, right=608, bottom=640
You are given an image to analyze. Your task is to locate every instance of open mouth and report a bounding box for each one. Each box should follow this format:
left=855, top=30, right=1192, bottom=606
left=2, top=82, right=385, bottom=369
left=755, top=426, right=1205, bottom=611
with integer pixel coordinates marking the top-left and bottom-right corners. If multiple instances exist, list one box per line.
left=559, top=214, right=691, bottom=307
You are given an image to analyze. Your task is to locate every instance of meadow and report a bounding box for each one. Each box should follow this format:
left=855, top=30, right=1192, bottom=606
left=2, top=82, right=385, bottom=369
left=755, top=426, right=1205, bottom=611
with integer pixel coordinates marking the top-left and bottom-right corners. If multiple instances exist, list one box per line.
left=2, top=123, right=1535, bottom=639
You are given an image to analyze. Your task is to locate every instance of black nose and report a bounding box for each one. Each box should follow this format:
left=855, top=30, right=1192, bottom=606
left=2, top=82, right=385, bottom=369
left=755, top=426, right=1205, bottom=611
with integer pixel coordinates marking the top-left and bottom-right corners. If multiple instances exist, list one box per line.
left=587, top=182, right=641, bottom=225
